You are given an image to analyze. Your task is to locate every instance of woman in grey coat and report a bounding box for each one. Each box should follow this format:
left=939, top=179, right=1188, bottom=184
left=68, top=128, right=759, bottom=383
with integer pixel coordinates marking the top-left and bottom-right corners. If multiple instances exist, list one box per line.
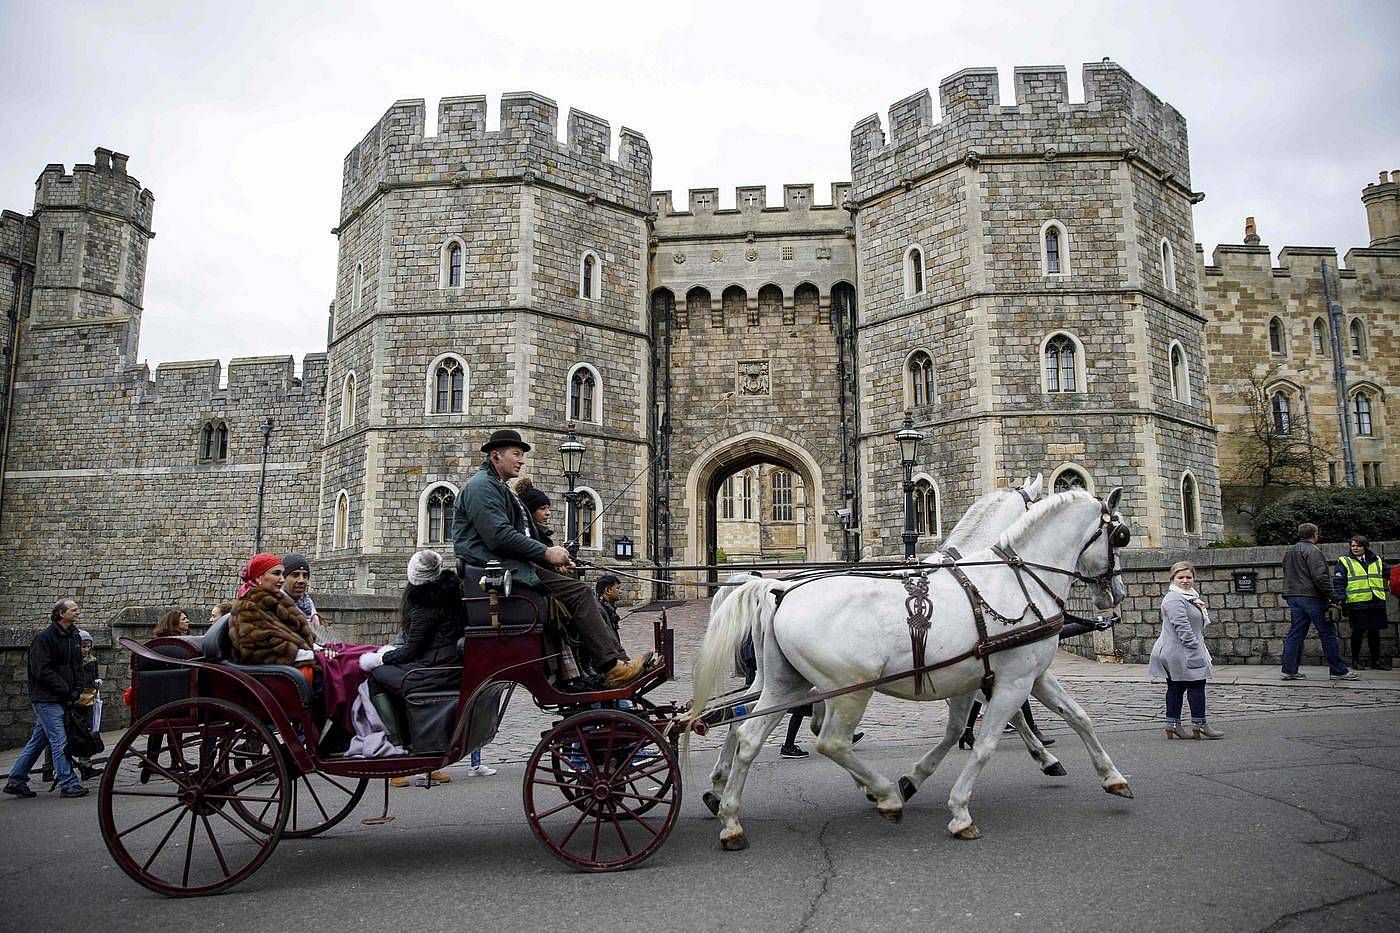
left=1148, top=561, right=1225, bottom=739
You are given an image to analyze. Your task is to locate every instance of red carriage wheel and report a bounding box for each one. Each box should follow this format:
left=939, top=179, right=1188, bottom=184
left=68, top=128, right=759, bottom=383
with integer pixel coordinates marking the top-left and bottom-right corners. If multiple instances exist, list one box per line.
left=98, top=698, right=290, bottom=896
left=525, top=709, right=680, bottom=871
left=227, top=737, right=369, bottom=838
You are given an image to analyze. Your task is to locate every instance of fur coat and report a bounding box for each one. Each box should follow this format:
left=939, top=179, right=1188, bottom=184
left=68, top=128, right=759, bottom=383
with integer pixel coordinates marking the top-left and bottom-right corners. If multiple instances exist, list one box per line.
left=230, top=586, right=317, bottom=667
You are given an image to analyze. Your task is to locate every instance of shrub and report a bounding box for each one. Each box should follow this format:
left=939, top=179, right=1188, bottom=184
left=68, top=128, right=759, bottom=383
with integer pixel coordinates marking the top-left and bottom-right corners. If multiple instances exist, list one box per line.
left=1253, top=487, right=1400, bottom=545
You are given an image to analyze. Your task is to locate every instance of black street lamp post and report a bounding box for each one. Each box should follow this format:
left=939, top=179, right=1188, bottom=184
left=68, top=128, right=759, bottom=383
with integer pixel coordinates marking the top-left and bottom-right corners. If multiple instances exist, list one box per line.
left=254, top=418, right=274, bottom=553
left=558, top=422, right=586, bottom=561
left=895, top=411, right=924, bottom=561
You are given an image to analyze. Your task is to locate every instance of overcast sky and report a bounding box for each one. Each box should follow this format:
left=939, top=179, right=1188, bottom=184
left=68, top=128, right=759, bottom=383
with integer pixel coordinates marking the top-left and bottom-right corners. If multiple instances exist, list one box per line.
left=1, top=0, right=1397, bottom=370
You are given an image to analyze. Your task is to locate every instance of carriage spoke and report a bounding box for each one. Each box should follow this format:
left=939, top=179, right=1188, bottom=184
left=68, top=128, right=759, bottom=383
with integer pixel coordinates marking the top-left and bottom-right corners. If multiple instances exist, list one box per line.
left=314, top=773, right=357, bottom=797
left=199, top=813, right=232, bottom=879
left=611, top=787, right=671, bottom=807
left=141, top=808, right=187, bottom=873
left=181, top=808, right=199, bottom=887
left=557, top=801, right=595, bottom=848
left=530, top=776, right=589, bottom=793
left=533, top=792, right=594, bottom=821
left=608, top=811, right=634, bottom=857
left=612, top=799, right=661, bottom=837
left=589, top=804, right=603, bottom=862
left=206, top=797, right=271, bottom=845
left=111, top=787, right=184, bottom=800
left=115, top=800, right=186, bottom=839
left=127, top=746, right=190, bottom=788
left=302, top=777, right=333, bottom=823
left=204, top=793, right=280, bottom=804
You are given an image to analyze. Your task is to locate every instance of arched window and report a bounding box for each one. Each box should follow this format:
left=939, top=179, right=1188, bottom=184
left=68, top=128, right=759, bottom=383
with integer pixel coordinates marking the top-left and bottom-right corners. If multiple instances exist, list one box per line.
left=333, top=490, right=350, bottom=550
left=906, top=350, right=935, bottom=408
left=1352, top=392, right=1374, bottom=436
left=420, top=483, right=457, bottom=546
left=771, top=470, right=794, bottom=522
left=1052, top=467, right=1090, bottom=495
left=1041, top=221, right=1069, bottom=276
left=430, top=355, right=466, bottom=414
left=567, top=487, right=601, bottom=550
left=904, top=245, right=925, bottom=297
left=340, top=372, right=357, bottom=430
left=720, top=476, right=735, bottom=520
left=912, top=475, right=940, bottom=537
left=579, top=251, right=600, bottom=300
left=1271, top=391, right=1292, bottom=435
left=1268, top=317, right=1285, bottom=355
left=198, top=419, right=229, bottom=463
left=441, top=239, right=464, bottom=288
left=1181, top=472, right=1200, bottom=536
left=1349, top=318, right=1365, bottom=358
left=568, top=364, right=600, bottom=424
left=740, top=470, right=753, bottom=519
left=352, top=261, right=364, bottom=314
left=1160, top=239, right=1176, bottom=293
left=1312, top=318, right=1327, bottom=356
left=1043, top=333, right=1080, bottom=393
left=1169, top=341, right=1190, bottom=403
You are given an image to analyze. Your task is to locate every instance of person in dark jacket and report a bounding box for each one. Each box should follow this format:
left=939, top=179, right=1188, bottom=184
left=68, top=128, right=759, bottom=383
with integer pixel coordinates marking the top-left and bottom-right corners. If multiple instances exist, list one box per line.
left=1280, top=522, right=1356, bottom=681
left=514, top=478, right=556, bottom=547
left=595, top=574, right=623, bottom=636
left=4, top=599, right=90, bottom=798
left=451, top=429, right=657, bottom=689
left=1333, top=534, right=1393, bottom=670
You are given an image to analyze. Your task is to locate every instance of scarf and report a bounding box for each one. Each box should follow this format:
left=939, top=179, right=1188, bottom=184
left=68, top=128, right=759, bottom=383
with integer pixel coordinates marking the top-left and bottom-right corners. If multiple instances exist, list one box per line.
left=1169, top=583, right=1210, bottom=626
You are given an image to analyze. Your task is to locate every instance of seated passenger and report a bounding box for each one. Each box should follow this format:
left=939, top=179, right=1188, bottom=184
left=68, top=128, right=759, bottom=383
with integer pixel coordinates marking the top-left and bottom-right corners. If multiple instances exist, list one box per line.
left=513, top=478, right=555, bottom=545
left=452, top=428, right=659, bottom=689
left=372, top=550, right=465, bottom=694
left=229, top=554, right=316, bottom=668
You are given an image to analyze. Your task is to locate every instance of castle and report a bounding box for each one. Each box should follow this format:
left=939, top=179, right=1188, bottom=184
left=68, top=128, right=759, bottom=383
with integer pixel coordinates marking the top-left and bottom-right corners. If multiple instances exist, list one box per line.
left=1, top=60, right=1396, bottom=628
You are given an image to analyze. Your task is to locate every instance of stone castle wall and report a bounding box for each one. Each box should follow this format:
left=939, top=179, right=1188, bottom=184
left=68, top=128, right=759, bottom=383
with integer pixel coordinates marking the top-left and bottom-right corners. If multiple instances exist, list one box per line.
left=851, top=62, right=1220, bottom=555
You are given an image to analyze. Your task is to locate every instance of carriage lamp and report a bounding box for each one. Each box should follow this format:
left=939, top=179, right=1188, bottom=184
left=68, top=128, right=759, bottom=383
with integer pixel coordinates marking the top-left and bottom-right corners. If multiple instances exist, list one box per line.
left=559, top=423, right=586, bottom=557
left=895, top=411, right=924, bottom=561
left=614, top=536, right=634, bottom=560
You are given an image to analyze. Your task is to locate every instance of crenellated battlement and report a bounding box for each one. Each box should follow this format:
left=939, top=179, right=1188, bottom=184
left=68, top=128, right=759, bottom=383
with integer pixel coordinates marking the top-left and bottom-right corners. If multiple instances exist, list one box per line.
left=850, top=61, right=1190, bottom=202
left=35, top=148, right=155, bottom=229
left=144, top=353, right=328, bottom=398
left=340, top=92, right=653, bottom=223
left=650, top=182, right=850, bottom=220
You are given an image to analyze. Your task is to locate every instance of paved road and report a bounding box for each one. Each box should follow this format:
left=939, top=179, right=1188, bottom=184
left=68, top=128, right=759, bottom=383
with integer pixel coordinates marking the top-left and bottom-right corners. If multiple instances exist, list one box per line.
left=3, top=600, right=1399, bottom=931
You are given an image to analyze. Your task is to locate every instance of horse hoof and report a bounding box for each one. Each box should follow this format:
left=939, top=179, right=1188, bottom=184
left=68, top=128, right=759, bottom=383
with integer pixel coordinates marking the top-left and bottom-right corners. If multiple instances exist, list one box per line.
left=702, top=791, right=720, bottom=816
left=1042, top=762, right=1068, bottom=777
left=951, top=823, right=982, bottom=840
left=898, top=777, right=918, bottom=801
left=721, top=832, right=749, bottom=851
left=878, top=806, right=903, bottom=824
left=1105, top=781, right=1134, bottom=799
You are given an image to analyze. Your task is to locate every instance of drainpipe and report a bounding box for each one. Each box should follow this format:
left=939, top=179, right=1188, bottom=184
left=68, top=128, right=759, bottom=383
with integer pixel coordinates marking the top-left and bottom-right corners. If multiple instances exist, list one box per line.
left=1322, top=262, right=1357, bottom=486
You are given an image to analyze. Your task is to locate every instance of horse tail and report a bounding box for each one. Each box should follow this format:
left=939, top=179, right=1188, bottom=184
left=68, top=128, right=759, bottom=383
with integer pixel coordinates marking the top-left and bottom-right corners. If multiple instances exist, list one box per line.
left=690, top=577, right=780, bottom=723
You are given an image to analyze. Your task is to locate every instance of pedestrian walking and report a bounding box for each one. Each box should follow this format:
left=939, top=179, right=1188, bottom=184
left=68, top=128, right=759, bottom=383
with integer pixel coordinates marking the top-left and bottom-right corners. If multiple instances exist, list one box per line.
left=1280, top=523, right=1357, bottom=681
left=1149, top=561, right=1224, bottom=739
left=3, top=598, right=91, bottom=799
left=1333, top=534, right=1393, bottom=670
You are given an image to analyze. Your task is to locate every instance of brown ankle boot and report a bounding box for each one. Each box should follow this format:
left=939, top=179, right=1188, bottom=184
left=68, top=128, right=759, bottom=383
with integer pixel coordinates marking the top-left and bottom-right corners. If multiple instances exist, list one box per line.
left=1192, top=722, right=1225, bottom=739
left=604, top=653, right=658, bottom=688
left=1164, top=723, right=1196, bottom=739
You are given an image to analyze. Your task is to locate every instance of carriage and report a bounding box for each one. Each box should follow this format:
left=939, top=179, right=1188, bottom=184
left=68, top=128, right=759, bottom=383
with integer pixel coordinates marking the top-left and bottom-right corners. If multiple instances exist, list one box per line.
left=98, top=572, right=684, bottom=897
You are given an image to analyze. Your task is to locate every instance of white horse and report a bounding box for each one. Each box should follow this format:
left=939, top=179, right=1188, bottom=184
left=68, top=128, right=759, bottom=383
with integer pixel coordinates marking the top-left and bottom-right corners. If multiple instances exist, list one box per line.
left=701, top=475, right=1062, bottom=815
left=690, top=488, right=1132, bottom=849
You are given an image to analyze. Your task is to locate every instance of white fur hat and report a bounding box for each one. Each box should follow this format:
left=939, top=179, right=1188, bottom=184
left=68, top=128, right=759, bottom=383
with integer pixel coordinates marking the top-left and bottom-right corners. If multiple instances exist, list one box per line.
left=407, top=549, right=444, bottom=585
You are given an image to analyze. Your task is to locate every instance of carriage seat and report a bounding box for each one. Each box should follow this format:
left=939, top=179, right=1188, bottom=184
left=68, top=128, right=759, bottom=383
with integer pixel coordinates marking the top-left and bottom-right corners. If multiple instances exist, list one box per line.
left=202, top=618, right=313, bottom=706
left=459, top=566, right=546, bottom=632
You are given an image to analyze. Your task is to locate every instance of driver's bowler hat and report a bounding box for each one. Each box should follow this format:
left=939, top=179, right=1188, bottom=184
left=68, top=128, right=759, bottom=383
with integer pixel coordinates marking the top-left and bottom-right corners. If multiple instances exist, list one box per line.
left=481, top=428, right=532, bottom=454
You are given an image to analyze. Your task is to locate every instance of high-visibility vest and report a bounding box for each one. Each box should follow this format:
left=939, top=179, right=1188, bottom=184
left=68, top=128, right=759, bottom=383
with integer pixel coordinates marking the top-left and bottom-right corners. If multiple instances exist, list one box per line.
left=1339, top=555, right=1386, bottom=603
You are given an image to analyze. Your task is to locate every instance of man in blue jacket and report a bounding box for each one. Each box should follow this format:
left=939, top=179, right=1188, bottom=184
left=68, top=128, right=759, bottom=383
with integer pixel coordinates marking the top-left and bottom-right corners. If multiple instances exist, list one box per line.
left=453, top=429, right=657, bottom=688
left=4, top=598, right=91, bottom=798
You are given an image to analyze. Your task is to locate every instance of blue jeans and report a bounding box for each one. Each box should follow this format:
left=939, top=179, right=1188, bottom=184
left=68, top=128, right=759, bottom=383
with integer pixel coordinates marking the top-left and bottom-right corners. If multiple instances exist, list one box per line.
left=6, top=702, right=79, bottom=791
left=1165, top=677, right=1206, bottom=723
left=470, top=749, right=482, bottom=767
left=1283, top=597, right=1349, bottom=675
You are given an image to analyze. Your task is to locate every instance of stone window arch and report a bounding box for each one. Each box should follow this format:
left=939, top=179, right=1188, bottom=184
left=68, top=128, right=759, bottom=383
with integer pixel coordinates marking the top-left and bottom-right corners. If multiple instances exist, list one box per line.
left=567, top=363, right=602, bottom=424
left=1160, top=238, right=1177, bottom=293
left=770, top=469, right=795, bottom=522
left=340, top=371, right=357, bottom=430
left=904, top=349, right=936, bottom=409
left=1269, top=388, right=1293, bottom=435
left=1181, top=471, right=1201, bottom=536
left=440, top=237, right=466, bottom=288
left=567, top=486, right=602, bottom=550
left=198, top=419, right=229, bottom=463
left=352, top=261, right=364, bottom=314
left=1050, top=464, right=1093, bottom=495
left=903, top=245, right=926, bottom=298
left=1040, top=221, right=1070, bottom=276
left=1312, top=317, right=1329, bottom=356
left=579, top=250, right=601, bottom=300
left=1349, top=318, right=1366, bottom=358
left=1168, top=340, right=1190, bottom=403
left=911, top=472, right=941, bottom=537
left=1040, top=331, right=1085, bottom=394
left=333, top=490, right=350, bottom=550
left=425, top=353, right=468, bottom=415
left=418, top=482, right=459, bottom=546
left=684, top=286, right=710, bottom=328
left=1352, top=390, right=1374, bottom=437
left=1268, top=316, right=1286, bottom=355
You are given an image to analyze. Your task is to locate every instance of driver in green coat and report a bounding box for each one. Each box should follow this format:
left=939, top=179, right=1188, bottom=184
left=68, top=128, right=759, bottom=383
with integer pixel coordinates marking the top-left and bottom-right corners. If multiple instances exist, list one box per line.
left=452, top=428, right=657, bottom=689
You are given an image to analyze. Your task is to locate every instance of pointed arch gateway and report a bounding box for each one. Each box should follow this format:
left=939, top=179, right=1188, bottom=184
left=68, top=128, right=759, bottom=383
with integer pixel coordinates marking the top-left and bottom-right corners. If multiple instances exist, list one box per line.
left=683, top=430, right=835, bottom=574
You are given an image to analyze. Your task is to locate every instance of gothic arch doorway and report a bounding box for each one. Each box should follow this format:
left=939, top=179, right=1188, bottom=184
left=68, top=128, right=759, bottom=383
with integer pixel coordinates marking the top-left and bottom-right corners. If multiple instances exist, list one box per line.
left=683, top=431, right=834, bottom=574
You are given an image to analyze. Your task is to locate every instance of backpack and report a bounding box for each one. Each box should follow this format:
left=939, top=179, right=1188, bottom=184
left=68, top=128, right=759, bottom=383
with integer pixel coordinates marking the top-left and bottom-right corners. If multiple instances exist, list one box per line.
left=63, top=704, right=104, bottom=759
